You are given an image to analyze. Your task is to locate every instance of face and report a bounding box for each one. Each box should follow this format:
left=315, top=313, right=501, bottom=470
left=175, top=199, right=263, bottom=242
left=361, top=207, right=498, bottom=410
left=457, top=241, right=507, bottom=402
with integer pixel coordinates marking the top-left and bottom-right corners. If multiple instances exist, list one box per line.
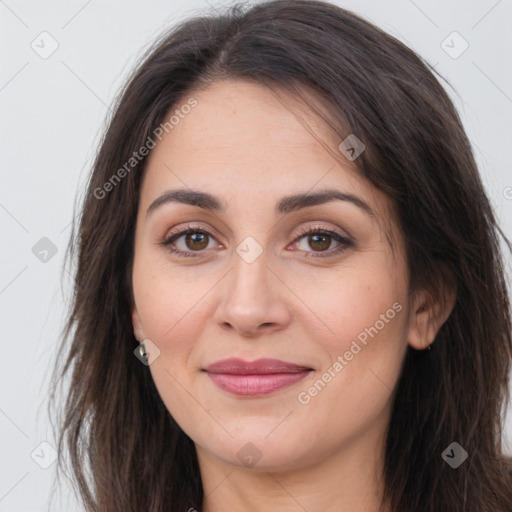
left=131, top=79, right=425, bottom=473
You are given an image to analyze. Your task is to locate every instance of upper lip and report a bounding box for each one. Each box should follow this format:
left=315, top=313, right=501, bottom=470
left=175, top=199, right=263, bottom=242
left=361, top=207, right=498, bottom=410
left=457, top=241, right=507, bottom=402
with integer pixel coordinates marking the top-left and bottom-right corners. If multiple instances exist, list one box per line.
left=203, top=358, right=313, bottom=375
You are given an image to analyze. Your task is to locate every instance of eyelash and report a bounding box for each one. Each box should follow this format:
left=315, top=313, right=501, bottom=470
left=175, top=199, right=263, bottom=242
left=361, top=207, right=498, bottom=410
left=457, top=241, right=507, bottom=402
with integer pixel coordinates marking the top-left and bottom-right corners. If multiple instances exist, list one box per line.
left=159, top=224, right=354, bottom=259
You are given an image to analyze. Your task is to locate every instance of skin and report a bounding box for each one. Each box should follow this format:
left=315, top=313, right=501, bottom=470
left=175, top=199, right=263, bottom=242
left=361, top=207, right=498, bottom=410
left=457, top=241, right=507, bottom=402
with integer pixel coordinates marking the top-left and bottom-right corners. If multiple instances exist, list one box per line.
left=131, top=79, right=455, bottom=512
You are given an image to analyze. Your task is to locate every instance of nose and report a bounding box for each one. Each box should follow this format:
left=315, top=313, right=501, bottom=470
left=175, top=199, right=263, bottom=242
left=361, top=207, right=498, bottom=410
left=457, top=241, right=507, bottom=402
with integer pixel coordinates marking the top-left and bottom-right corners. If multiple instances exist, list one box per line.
left=212, top=245, right=292, bottom=337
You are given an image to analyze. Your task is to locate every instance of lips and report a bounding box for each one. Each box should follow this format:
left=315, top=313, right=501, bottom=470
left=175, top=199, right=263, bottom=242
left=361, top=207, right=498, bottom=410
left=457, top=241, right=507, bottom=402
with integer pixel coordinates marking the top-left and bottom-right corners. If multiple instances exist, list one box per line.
left=203, top=358, right=313, bottom=396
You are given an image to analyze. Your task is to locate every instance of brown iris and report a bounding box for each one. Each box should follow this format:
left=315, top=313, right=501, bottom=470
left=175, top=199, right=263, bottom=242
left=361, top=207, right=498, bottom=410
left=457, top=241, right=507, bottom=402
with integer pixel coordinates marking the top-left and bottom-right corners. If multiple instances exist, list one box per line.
left=308, top=233, right=331, bottom=251
left=185, top=232, right=209, bottom=250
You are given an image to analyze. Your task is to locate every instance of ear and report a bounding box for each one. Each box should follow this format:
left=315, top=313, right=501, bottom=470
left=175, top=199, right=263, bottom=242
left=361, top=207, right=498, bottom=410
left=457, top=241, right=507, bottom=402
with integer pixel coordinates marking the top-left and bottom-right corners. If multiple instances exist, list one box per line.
left=132, top=306, right=145, bottom=342
left=407, top=272, right=456, bottom=350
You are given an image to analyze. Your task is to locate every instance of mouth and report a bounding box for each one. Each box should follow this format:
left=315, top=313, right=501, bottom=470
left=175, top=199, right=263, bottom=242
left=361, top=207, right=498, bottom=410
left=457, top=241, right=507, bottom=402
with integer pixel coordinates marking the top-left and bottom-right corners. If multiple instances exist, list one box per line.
left=202, top=358, right=313, bottom=397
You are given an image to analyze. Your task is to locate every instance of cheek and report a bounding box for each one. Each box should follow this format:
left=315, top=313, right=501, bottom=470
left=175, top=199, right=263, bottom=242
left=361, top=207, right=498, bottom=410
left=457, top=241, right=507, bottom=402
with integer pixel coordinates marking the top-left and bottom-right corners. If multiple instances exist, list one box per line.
left=292, top=261, right=405, bottom=346
left=294, top=267, right=408, bottom=407
left=132, top=249, right=211, bottom=346
left=132, top=256, right=210, bottom=426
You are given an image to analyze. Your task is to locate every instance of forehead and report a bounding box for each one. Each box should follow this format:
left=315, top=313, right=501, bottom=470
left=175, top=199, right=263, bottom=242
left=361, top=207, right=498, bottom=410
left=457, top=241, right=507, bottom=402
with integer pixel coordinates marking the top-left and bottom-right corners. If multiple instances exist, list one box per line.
left=141, top=79, right=394, bottom=231
left=149, top=80, right=344, bottom=173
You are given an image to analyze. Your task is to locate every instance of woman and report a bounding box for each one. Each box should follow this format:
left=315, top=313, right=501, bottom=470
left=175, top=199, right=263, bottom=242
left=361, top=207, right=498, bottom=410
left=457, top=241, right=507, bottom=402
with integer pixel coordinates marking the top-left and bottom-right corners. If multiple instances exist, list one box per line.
left=50, top=1, right=512, bottom=510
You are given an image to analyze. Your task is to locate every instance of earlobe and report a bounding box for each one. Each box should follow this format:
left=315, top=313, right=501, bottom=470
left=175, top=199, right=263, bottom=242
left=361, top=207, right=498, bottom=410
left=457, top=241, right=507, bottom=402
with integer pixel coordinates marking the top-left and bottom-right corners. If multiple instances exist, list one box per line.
left=407, top=284, right=456, bottom=350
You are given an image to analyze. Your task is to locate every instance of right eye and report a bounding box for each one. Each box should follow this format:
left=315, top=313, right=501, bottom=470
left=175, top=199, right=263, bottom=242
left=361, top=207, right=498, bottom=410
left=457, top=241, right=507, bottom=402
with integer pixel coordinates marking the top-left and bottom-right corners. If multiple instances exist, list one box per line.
left=160, top=225, right=221, bottom=258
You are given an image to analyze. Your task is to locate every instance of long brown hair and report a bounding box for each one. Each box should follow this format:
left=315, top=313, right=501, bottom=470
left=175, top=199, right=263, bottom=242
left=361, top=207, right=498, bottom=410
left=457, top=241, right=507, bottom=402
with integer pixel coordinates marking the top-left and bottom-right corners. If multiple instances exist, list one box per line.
left=50, top=1, right=512, bottom=510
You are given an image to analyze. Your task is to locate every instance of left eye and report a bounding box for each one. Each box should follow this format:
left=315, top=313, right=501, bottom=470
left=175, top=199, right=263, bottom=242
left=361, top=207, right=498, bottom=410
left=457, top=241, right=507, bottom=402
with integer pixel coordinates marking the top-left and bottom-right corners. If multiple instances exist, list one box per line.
left=296, top=231, right=338, bottom=252
left=291, top=227, right=353, bottom=258
left=160, top=225, right=353, bottom=259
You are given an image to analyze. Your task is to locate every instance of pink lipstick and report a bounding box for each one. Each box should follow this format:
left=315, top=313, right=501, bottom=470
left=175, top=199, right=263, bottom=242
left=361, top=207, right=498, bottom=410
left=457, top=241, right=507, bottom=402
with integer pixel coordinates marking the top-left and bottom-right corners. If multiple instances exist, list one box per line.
left=203, top=358, right=312, bottom=397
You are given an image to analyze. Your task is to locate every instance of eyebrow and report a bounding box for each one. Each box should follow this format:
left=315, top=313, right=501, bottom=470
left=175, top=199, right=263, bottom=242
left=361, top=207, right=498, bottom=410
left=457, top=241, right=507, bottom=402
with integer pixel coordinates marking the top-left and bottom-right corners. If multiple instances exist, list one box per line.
left=146, top=188, right=375, bottom=217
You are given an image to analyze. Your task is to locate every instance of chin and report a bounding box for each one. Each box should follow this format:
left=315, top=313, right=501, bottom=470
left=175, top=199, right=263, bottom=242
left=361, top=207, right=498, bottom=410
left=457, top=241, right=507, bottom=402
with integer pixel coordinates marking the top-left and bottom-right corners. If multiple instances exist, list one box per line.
left=196, top=423, right=315, bottom=472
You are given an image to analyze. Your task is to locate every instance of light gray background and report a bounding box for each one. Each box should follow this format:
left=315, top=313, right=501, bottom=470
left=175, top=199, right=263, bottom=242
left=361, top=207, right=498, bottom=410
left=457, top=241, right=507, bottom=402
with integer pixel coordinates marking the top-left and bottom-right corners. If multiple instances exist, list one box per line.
left=1, top=0, right=511, bottom=510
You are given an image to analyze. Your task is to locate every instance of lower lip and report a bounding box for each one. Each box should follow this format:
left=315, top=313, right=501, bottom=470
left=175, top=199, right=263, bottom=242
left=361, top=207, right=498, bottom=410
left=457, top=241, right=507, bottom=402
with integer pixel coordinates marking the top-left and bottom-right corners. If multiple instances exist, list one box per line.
left=206, top=371, right=311, bottom=396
